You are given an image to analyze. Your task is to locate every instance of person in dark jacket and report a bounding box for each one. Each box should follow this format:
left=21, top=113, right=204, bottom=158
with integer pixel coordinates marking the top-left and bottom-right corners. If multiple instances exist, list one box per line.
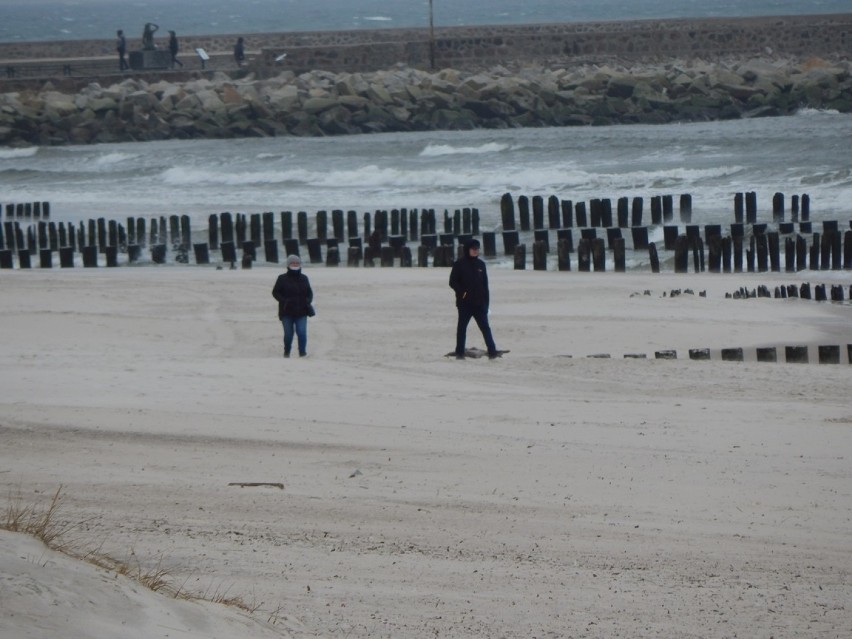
left=234, top=37, right=245, bottom=66
left=116, top=30, right=128, bottom=71
left=272, top=254, right=314, bottom=357
left=168, top=31, right=183, bottom=68
left=449, top=238, right=499, bottom=359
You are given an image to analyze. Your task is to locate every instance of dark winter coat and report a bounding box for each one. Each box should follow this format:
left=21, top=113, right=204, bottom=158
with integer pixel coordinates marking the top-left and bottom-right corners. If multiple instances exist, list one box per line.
left=272, top=269, right=313, bottom=318
left=449, top=253, right=490, bottom=309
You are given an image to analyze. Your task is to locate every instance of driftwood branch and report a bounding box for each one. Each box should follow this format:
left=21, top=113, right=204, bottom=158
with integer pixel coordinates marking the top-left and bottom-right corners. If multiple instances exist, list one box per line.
left=227, top=482, right=284, bottom=490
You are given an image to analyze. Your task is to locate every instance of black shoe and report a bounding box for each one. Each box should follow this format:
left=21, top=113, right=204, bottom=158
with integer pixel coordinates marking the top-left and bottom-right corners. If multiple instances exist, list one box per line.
left=299, top=352, right=307, bottom=358
left=488, top=351, right=500, bottom=359
left=284, top=351, right=290, bottom=358
left=455, top=353, right=465, bottom=360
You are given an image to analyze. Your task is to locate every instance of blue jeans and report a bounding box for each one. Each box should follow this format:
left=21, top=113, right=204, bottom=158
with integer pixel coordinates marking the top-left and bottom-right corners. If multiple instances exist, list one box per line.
left=281, top=316, right=308, bottom=356
left=456, top=305, right=496, bottom=355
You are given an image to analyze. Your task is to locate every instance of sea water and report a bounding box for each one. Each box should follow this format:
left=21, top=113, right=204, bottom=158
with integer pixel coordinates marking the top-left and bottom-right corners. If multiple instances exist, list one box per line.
left=0, top=0, right=850, bottom=43
left=1, top=111, right=850, bottom=239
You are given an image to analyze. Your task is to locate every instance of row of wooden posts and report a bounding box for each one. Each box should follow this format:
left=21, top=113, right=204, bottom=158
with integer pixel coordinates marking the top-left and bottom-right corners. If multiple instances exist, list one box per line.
left=726, top=283, right=852, bottom=302
left=2, top=209, right=843, bottom=256
left=638, top=344, right=852, bottom=364
left=0, top=190, right=812, bottom=231
left=0, top=190, right=849, bottom=271
left=2, top=202, right=51, bottom=220
left=0, top=190, right=817, bottom=240
left=1, top=210, right=852, bottom=273
left=499, top=191, right=814, bottom=229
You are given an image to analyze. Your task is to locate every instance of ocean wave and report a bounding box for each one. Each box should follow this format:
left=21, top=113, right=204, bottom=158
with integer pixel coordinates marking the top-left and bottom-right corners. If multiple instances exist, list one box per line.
left=795, top=107, right=842, bottom=117
left=92, top=152, right=140, bottom=166
left=362, top=16, right=393, bottom=22
left=161, top=164, right=493, bottom=189
left=800, top=168, right=851, bottom=187
left=0, top=147, right=38, bottom=160
left=161, top=167, right=294, bottom=186
left=606, top=165, right=747, bottom=187
left=419, top=142, right=511, bottom=157
left=159, top=161, right=748, bottom=197
left=504, top=164, right=748, bottom=194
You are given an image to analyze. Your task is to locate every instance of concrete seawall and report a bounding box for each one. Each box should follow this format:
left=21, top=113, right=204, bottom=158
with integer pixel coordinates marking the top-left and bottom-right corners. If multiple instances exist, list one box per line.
left=1, top=14, right=850, bottom=76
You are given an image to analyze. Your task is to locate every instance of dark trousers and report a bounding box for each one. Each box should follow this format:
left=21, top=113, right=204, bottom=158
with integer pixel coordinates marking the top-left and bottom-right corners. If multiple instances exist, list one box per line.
left=456, top=304, right=496, bottom=355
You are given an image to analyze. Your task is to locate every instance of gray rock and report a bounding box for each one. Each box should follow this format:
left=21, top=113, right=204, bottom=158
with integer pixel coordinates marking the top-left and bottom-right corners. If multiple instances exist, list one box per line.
left=302, top=97, right=339, bottom=114
left=606, top=75, right=637, bottom=99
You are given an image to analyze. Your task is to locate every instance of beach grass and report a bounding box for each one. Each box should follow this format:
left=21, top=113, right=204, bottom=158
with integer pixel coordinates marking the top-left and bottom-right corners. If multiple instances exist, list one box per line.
left=1, top=485, right=261, bottom=612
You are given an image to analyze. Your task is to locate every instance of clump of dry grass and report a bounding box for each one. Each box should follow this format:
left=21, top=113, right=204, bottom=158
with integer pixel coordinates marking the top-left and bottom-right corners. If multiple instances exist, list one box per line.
left=2, top=486, right=76, bottom=548
left=1, top=486, right=263, bottom=613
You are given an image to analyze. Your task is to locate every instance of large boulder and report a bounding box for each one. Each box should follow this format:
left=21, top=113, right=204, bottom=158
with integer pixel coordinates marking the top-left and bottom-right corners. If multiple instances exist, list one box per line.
left=606, top=74, right=637, bottom=99
left=462, top=99, right=514, bottom=120
left=41, top=91, right=77, bottom=117
left=364, top=83, right=393, bottom=105
left=174, top=93, right=201, bottom=111
left=317, top=105, right=358, bottom=134
left=85, top=96, right=118, bottom=113
left=301, top=97, right=338, bottom=114
left=264, top=84, right=301, bottom=110
left=219, top=84, right=244, bottom=105
left=194, top=89, right=226, bottom=112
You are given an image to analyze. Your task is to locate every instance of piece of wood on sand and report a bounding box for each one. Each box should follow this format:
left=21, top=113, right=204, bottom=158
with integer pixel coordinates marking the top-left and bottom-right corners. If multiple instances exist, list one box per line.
left=228, top=482, right=284, bottom=489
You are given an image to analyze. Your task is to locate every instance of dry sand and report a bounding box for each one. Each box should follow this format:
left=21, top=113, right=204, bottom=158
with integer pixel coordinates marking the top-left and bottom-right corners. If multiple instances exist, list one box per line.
left=1, top=266, right=851, bottom=638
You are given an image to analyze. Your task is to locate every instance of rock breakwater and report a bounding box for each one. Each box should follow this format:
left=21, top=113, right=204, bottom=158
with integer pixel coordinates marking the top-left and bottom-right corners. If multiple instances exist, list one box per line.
left=1, top=55, right=850, bottom=147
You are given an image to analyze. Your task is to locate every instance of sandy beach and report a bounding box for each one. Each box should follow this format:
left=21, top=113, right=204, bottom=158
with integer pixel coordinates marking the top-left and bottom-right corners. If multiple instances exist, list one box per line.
left=1, top=265, right=851, bottom=638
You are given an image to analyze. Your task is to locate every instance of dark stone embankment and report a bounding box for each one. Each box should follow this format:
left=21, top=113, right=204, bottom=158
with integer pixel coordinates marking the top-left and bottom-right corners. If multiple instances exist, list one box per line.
left=1, top=55, right=850, bottom=146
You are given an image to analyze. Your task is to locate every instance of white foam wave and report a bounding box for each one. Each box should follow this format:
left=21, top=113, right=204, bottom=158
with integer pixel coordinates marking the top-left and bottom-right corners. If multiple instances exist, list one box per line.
left=496, top=164, right=747, bottom=196
left=159, top=161, right=747, bottom=200
left=93, top=152, right=139, bottom=166
left=795, top=107, right=841, bottom=117
left=600, top=165, right=747, bottom=189
left=420, top=142, right=510, bottom=157
left=161, top=166, right=303, bottom=186
left=0, top=147, right=38, bottom=159
left=363, top=16, right=393, bottom=22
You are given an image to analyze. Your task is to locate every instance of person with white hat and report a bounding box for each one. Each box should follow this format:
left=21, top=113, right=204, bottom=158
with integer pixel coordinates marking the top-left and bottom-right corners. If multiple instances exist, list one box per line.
left=272, top=254, right=314, bottom=357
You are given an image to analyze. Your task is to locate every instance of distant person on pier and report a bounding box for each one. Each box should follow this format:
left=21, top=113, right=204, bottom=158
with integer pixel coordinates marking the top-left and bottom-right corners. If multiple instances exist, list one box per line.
left=116, top=29, right=128, bottom=70
left=168, top=31, right=183, bottom=68
left=272, top=255, right=314, bottom=358
left=234, top=37, right=245, bottom=66
left=142, top=22, right=159, bottom=50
